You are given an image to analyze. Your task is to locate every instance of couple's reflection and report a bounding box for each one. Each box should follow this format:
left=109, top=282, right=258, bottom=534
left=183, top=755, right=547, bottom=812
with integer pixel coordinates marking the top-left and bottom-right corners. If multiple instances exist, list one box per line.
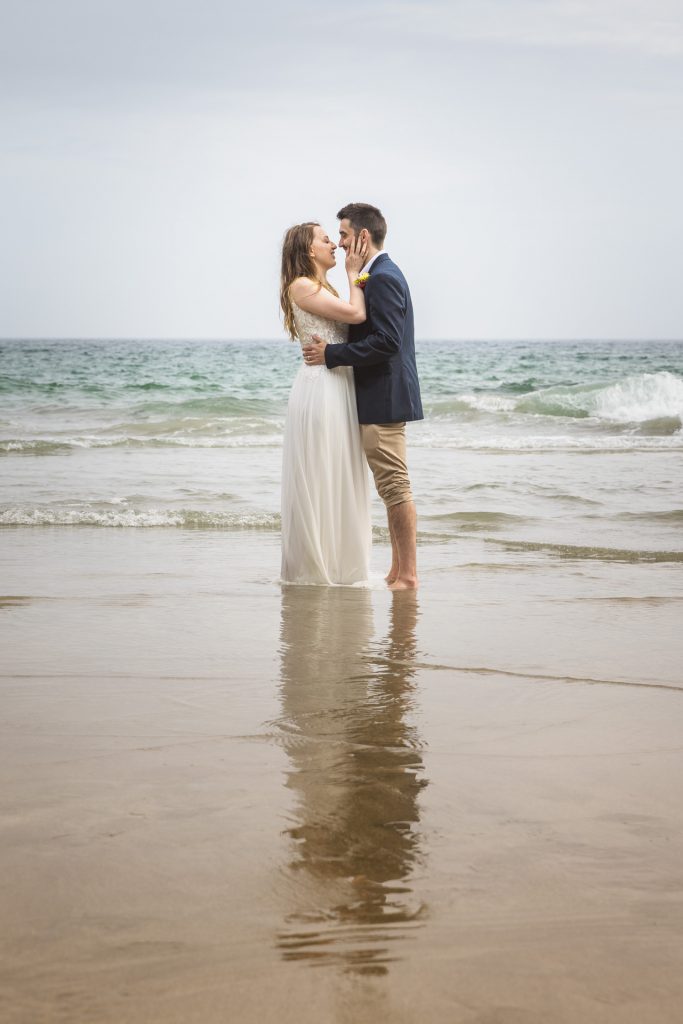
left=275, top=585, right=427, bottom=975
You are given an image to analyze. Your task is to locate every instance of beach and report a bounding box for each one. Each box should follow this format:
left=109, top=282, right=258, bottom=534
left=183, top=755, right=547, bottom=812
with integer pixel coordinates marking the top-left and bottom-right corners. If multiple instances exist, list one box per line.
left=2, top=525, right=683, bottom=1022
left=1, top=338, right=683, bottom=1021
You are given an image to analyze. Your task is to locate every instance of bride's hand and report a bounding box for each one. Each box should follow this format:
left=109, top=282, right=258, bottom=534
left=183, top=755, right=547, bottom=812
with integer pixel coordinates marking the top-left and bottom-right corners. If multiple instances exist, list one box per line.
left=345, top=232, right=369, bottom=277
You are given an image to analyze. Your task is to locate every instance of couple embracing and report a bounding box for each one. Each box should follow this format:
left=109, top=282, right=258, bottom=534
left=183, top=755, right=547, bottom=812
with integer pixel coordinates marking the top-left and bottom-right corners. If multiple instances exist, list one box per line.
left=279, top=203, right=423, bottom=590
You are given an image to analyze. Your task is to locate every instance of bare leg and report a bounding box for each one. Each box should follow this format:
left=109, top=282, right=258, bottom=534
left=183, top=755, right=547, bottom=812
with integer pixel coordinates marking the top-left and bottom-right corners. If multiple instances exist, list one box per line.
left=385, top=515, right=399, bottom=584
left=387, top=500, right=418, bottom=590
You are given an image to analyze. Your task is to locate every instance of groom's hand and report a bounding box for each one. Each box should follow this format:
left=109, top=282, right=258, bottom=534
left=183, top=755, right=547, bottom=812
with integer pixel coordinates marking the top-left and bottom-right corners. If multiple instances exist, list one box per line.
left=302, top=335, right=327, bottom=366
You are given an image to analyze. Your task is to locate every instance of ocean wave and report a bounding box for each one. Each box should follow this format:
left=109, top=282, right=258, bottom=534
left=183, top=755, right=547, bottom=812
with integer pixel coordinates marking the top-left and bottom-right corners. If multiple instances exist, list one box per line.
left=455, top=372, right=683, bottom=430
left=494, top=538, right=683, bottom=563
left=0, top=507, right=431, bottom=539
left=4, top=433, right=682, bottom=455
left=4, top=429, right=683, bottom=455
left=0, top=506, right=281, bottom=529
left=3, top=371, right=682, bottom=455
left=0, top=439, right=76, bottom=454
left=129, top=395, right=284, bottom=416
left=412, top=433, right=683, bottom=452
left=0, top=434, right=283, bottom=454
left=0, top=377, right=284, bottom=408
left=614, top=509, right=683, bottom=523
left=460, top=484, right=602, bottom=505
left=425, top=511, right=531, bottom=531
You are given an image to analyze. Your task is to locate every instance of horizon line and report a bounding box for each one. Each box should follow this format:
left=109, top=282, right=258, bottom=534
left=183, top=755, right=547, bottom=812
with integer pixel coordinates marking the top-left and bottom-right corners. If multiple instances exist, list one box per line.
left=2, top=336, right=682, bottom=344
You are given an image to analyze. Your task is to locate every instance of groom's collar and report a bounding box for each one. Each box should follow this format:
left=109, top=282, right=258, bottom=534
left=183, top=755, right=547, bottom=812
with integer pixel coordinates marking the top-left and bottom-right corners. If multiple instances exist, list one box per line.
left=361, top=250, right=388, bottom=275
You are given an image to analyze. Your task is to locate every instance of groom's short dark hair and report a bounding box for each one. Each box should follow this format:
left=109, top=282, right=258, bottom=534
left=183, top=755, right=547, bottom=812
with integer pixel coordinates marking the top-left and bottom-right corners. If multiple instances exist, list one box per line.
left=337, top=203, right=387, bottom=246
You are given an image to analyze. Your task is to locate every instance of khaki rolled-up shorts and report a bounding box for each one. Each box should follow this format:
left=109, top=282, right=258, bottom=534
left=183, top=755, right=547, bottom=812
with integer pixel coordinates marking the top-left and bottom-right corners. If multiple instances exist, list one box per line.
left=360, top=422, right=414, bottom=509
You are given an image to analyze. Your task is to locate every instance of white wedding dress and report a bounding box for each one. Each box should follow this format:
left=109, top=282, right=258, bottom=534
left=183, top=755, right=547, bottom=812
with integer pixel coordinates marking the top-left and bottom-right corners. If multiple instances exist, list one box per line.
left=281, top=304, right=371, bottom=585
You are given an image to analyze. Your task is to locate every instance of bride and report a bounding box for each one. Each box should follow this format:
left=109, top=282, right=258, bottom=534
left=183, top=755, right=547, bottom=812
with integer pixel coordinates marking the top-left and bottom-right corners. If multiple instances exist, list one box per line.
left=280, top=222, right=371, bottom=585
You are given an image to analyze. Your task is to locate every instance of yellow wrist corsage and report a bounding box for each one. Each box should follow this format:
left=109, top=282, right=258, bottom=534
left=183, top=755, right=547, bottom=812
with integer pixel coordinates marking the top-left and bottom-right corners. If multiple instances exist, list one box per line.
left=353, top=273, right=370, bottom=289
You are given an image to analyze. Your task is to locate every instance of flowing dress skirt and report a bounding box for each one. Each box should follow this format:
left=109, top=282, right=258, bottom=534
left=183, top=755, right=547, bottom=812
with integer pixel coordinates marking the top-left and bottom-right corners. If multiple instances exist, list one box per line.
left=281, top=363, right=371, bottom=585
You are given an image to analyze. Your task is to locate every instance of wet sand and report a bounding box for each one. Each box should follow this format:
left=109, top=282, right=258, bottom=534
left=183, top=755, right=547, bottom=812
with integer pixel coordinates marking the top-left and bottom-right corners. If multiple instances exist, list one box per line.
left=1, top=527, right=683, bottom=1023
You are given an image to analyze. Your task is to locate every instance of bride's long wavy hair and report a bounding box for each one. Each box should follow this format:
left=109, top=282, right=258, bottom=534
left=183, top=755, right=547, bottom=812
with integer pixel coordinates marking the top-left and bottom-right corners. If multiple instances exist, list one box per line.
left=280, top=222, right=338, bottom=340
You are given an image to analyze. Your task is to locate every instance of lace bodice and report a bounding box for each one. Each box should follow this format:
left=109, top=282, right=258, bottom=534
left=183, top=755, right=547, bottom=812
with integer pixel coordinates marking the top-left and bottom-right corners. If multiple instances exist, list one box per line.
left=292, top=304, right=348, bottom=348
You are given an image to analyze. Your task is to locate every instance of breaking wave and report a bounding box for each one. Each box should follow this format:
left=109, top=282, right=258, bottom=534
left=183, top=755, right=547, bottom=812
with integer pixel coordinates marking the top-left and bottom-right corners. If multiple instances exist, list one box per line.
left=0, top=434, right=283, bottom=454
left=455, top=372, right=683, bottom=432
left=0, top=506, right=281, bottom=529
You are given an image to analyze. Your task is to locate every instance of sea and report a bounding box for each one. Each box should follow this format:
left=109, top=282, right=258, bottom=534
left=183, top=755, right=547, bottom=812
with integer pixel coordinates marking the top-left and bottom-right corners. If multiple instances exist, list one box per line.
left=1, top=338, right=682, bottom=566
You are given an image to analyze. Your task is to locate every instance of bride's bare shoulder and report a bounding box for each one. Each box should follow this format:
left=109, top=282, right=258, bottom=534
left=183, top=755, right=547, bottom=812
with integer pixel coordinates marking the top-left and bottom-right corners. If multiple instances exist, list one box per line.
left=289, top=277, right=319, bottom=304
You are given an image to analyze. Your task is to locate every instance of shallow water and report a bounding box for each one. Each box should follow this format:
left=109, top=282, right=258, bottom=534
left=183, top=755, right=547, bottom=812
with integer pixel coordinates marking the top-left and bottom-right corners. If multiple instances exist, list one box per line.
left=1, top=528, right=683, bottom=1021
left=2, top=339, right=682, bottom=569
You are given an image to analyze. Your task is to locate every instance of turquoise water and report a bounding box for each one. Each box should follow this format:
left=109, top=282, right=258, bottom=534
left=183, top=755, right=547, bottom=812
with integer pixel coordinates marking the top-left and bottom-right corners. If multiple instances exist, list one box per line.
left=1, top=339, right=682, bottom=561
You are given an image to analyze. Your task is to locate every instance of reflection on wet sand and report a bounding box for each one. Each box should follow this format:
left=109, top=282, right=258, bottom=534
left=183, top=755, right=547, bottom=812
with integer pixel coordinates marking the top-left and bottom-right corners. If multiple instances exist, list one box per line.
left=275, top=587, right=427, bottom=975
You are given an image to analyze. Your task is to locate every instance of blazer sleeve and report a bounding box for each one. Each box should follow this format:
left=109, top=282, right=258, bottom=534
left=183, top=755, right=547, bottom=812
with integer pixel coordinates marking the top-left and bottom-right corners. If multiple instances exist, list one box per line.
left=324, top=274, right=405, bottom=369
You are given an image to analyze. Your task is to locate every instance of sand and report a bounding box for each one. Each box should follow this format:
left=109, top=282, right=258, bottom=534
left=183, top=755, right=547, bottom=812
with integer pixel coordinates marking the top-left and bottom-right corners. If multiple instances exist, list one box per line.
left=1, top=526, right=682, bottom=1023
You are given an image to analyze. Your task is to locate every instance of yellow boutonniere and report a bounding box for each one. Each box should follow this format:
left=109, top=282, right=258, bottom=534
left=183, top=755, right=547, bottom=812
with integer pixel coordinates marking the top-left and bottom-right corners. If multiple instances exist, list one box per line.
left=353, top=273, right=370, bottom=289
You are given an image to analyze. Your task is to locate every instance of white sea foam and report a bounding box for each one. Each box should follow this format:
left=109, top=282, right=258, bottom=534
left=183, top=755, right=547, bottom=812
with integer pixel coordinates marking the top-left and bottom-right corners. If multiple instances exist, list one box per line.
left=456, top=393, right=518, bottom=414
left=0, top=506, right=281, bottom=529
left=587, top=372, right=683, bottom=423
left=0, top=435, right=283, bottom=453
left=521, top=372, right=683, bottom=424
left=456, top=372, right=683, bottom=427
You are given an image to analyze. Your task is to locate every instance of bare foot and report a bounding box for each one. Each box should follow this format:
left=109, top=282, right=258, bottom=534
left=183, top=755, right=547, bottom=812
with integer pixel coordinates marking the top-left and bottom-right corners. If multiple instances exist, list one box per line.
left=385, top=571, right=398, bottom=584
left=388, top=576, right=419, bottom=590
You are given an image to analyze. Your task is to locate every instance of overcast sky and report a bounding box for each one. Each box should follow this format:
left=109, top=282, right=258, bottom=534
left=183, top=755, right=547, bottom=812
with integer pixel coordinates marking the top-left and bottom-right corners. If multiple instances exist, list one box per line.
left=1, top=0, right=682, bottom=339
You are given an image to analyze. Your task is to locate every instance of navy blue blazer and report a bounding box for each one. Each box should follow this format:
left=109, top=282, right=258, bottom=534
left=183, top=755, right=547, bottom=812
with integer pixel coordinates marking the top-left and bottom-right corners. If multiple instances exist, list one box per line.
left=324, top=254, right=424, bottom=425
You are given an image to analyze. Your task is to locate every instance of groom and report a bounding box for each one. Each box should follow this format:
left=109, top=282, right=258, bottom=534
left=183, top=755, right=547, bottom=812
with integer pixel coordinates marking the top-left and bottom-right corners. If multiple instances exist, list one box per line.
left=303, top=202, right=423, bottom=590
